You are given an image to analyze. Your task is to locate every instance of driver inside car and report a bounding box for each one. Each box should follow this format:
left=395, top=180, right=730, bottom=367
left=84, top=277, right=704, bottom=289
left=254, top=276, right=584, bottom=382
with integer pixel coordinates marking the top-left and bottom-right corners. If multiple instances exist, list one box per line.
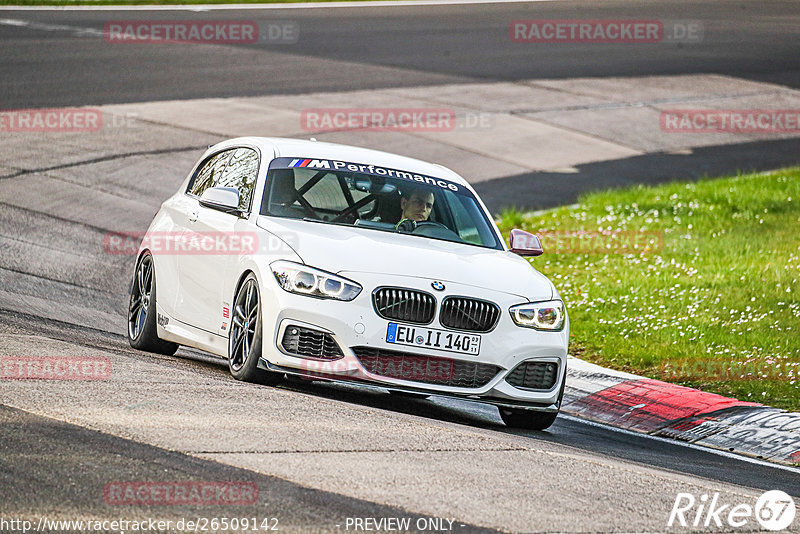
left=395, top=187, right=435, bottom=231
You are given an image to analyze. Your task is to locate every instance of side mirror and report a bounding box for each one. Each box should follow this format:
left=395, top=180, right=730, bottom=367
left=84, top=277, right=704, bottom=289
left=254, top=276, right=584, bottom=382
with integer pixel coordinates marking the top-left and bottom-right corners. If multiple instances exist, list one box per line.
left=199, top=187, right=242, bottom=215
left=509, top=228, right=544, bottom=257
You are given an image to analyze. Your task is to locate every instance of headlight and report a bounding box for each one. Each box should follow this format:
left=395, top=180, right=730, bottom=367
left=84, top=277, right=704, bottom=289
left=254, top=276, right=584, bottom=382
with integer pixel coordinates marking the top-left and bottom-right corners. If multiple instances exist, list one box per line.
left=509, top=300, right=565, bottom=330
left=270, top=260, right=361, bottom=301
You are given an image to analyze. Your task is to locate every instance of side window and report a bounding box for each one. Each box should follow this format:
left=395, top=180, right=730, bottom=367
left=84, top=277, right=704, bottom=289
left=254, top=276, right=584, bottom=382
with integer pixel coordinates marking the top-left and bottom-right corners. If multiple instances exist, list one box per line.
left=215, top=148, right=260, bottom=211
left=188, top=150, right=233, bottom=198
left=449, top=194, right=483, bottom=245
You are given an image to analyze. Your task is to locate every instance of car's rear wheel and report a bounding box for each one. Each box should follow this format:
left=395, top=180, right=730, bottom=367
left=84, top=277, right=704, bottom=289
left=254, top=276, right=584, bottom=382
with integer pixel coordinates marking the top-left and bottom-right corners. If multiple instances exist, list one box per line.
left=128, top=252, right=179, bottom=355
left=228, top=274, right=283, bottom=385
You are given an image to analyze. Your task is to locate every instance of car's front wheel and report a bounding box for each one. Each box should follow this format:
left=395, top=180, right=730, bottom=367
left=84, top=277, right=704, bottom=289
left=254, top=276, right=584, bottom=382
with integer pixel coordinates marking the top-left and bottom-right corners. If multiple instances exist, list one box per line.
left=228, top=273, right=283, bottom=385
left=388, top=390, right=430, bottom=400
left=128, top=251, right=179, bottom=355
left=500, top=365, right=566, bottom=430
left=499, top=408, right=558, bottom=430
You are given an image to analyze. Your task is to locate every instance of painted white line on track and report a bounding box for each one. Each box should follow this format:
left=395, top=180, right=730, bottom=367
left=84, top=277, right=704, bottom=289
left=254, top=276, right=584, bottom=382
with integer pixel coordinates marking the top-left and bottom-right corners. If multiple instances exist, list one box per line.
left=0, top=17, right=103, bottom=35
left=560, top=414, right=800, bottom=474
left=1, top=0, right=558, bottom=12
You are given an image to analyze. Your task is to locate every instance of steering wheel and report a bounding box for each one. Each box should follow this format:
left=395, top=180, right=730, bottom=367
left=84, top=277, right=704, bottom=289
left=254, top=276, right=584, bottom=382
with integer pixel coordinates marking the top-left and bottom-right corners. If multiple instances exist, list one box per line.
left=395, top=218, right=417, bottom=233
left=396, top=219, right=453, bottom=236
left=413, top=221, right=449, bottom=231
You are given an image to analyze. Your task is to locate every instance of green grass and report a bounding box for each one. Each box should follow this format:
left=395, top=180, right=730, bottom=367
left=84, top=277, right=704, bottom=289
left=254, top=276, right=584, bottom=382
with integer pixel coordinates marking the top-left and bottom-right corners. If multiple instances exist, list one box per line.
left=497, top=168, right=800, bottom=411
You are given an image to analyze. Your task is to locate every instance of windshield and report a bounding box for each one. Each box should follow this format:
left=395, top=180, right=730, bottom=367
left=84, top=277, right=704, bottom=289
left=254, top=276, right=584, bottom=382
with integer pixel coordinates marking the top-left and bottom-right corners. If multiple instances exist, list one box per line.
left=260, top=157, right=502, bottom=250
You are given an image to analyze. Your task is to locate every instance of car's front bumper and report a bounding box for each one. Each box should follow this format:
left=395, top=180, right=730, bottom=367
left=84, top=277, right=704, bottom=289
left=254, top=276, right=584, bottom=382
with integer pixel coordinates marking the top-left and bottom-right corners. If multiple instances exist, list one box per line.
left=257, top=271, right=569, bottom=411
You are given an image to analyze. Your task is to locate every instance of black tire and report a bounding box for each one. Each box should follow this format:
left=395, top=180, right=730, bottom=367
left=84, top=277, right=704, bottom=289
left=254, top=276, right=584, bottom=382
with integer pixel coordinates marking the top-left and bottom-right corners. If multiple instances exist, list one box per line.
left=499, top=408, right=558, bottom=430
left=500, top=362, right=567, bottom=430
left=128, top=252, right=179, bottom=356
left=388, top=390, right=430, bottom=400
left=228, top=273, right=283, bottom=385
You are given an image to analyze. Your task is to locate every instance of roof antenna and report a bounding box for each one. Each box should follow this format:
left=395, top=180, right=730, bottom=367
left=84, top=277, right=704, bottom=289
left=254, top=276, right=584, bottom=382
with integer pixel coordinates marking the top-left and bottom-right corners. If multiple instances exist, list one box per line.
left=310, top=137, right=317, bottom=142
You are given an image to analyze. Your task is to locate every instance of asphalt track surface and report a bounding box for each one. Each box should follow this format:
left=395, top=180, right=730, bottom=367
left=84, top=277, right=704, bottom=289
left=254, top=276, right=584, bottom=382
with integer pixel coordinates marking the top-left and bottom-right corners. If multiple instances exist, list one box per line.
left=1, top=0, right=799, bottom=532
left=3, top=0, right=800, bottom=212
left=2, top=311, right=799, bottom=532
left=2, top=0, right=800, bottom=107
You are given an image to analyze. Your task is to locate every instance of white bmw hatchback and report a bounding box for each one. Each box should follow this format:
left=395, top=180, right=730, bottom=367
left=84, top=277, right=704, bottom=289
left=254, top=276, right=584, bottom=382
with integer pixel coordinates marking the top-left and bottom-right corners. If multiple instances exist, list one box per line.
left=128, top=137, right=569, bottom=429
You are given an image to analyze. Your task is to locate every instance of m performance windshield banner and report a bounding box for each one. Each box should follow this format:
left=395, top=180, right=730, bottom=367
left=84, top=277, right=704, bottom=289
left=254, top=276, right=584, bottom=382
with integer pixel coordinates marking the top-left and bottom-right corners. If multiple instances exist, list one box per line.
left=269, top=157, right=464, bottom=194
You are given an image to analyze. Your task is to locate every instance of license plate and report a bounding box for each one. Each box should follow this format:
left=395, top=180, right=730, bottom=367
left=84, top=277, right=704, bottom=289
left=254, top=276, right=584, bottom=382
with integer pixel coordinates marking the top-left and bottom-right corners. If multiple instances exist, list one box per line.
left=386, top=323, right=481, bottom=355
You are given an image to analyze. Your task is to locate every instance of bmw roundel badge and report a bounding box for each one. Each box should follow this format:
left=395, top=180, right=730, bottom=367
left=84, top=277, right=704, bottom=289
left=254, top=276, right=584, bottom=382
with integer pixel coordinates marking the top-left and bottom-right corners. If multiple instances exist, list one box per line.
left=431, top=281, right=445, bottom=291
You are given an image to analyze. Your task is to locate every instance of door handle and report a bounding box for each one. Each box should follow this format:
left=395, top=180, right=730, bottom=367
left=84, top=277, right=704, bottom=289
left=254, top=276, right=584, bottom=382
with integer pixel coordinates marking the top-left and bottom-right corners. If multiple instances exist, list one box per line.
left=188, top=211, right=198, bottom=223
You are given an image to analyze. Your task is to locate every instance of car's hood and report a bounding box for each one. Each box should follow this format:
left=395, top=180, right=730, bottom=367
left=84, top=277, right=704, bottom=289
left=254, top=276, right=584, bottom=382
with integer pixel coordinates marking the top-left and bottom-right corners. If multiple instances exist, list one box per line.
left=256, top=216, right=554, bottom=301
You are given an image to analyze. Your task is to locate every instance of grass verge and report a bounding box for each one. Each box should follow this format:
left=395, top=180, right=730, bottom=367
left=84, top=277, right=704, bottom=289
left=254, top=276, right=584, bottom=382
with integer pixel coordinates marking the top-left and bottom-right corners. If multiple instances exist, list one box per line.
left=496, top=168, right=800, bottom=411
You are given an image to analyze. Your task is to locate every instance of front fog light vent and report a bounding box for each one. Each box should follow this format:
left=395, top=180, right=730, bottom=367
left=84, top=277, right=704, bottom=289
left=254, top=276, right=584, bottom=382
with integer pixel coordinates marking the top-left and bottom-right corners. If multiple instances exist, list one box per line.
left=281, top=326, right=343, bottom=360
left=505, top=361, right=559, bottom=390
